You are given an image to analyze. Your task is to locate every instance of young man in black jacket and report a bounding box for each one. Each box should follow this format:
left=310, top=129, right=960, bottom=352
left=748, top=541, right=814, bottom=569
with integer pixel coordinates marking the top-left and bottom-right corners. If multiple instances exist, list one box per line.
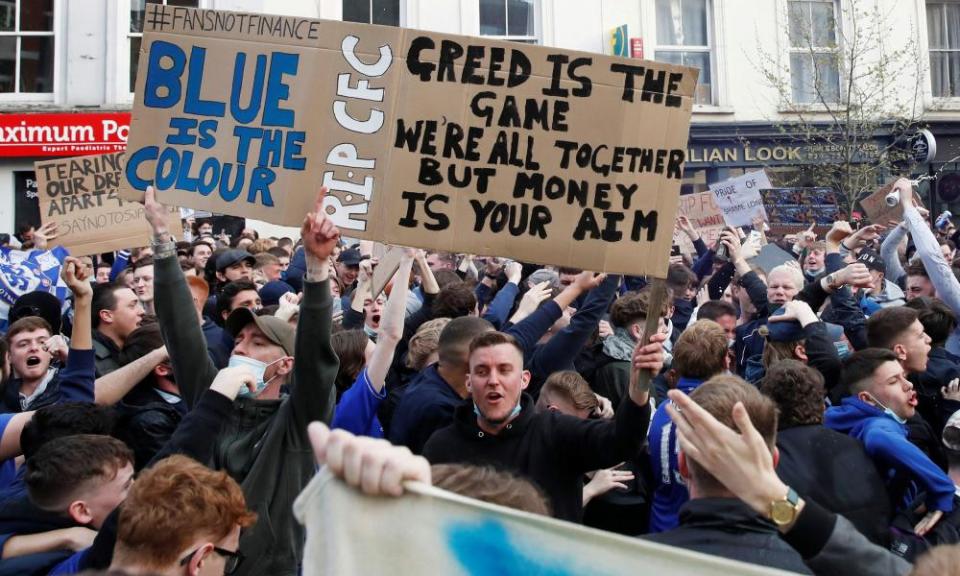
left=423, top=329, right=665, bottom=522
left=643, top=375, right=811, bottom=574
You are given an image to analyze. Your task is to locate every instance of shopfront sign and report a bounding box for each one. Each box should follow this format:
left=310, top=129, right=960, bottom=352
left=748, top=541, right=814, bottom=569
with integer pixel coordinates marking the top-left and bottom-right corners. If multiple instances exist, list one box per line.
left=0, top=113, right=130, bottom=157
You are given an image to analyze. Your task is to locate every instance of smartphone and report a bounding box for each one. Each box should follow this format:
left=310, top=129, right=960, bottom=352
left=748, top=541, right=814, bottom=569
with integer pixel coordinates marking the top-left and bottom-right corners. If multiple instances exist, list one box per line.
left=671, top=245, right=681, bottom=257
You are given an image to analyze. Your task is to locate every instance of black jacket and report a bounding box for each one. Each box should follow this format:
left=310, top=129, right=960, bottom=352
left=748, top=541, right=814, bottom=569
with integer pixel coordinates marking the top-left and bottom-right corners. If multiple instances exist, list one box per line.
left=114, top=385, right=186, bottom=470
left=776, top=424, right=891, bottom=546
left=643, top=498, right=812, bottom=574
left=423, top=393, right=652, bottom=522
left=912, top=347, right=960, bottom=436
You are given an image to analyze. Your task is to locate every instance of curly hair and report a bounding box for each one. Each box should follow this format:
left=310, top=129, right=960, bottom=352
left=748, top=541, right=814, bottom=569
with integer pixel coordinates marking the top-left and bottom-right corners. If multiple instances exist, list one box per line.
left=432, top=282, right=477, bottom=319
left=759, top=359, right=824, bottom=428
left=113, top=455, right=256, bottom=569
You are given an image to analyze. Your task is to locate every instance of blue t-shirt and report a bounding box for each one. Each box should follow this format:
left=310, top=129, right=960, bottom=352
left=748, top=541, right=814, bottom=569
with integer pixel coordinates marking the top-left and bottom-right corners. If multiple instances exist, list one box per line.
left=332, top=368, right=385, bottom=438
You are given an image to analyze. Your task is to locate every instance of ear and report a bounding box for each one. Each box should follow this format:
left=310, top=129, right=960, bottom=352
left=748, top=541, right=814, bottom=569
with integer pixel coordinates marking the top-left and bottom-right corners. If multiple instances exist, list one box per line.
left=547, top=405, right=559, bottom=412
left=892, top=343, right=908, bottom=362
left=630, top=323, right=642, bottom=341
left=67, top=500, right=93, bottom=526
left=154, top=363, right=172, bottom=379
left=772, top=446, right=780, bottom=469
left=723, top=353, right=731, bottom=371
left=99, top=309, right=113, bottom=326
left=276, top=356, right=295, bottom=377
left=187, top=543, right=215, bottom=576
left=216, top=271, right=226, bottom=283
left=793, top=344, right=808, bottom=362
left=678, top=450, right=691, bottom=481
left=520, top=370, right=531, bottom=391
left=857, top=390, right=875, bottom=406
left=465, top=373, right=473, bottom=393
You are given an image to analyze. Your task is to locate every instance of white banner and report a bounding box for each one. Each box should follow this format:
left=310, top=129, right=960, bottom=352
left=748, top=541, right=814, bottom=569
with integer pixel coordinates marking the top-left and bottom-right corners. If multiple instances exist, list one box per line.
left=710, top=170, right=771, bottom=228
left=294, top=469, right=795, bottom=575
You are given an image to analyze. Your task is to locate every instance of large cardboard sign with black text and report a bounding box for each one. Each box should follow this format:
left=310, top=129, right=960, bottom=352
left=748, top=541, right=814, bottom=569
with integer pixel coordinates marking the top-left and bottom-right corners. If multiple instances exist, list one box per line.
left=36, top=152, right=182, bottom=256
left=120, top=5, right=697, bottom=276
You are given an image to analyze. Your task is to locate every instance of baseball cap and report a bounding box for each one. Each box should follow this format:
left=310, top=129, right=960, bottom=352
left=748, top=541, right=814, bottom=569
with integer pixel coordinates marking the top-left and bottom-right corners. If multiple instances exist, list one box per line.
left=225, top=307, right=295, bottom=356
left=259, top=280, right=295, bottom=307
left=761, top=307, right=845, bottom=344
left=10, top=291, right=62, bottom=334
left=337, top=248, right=362, bottom=267
left=857, top=250, right=885, bottom=274
left=216, top=249, right=255, bottom=272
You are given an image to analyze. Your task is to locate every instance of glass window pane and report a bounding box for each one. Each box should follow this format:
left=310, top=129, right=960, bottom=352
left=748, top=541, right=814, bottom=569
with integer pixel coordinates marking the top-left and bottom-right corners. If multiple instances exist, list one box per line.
left=788, top=1, right=810, bottom=48
left=947, top=4, right=960, bottom=49
left=655, top=50, right=682, bottom=65
left=131, top=0, right=148, bottom=33
left=928, top=5, right=947, bottom=50
left=810, top=1, right=836, bottom=47
left=129, top=36, right=142, bottom=92
left=0, top=37, right=14, bottom=92
left=372, top=0, right=400, bottom=26
left=681, top=0, right=707, bottom=46
left=480, top=0, right=506, bottom=35
left=814, top=52, right=840, bottom=101
left=790, top=53, right=814, bottom=103
left=931, top=52, right=947, bottom=97
left=343, top=0, right=371, bottom=24
left=656, top=0, right=680, bottom=45
left=0, top=0, right=14, bottom=31
left=21, top=0, right=54, bottom=31
left=166, top=0, right=200, bottom=6
left=20, top=36, right=54, bottom=93
left=682, top=51, right=712, bottom=104
left=507, top=0, right=534, bottom=37
left=949, top=52, right=960, bottom=97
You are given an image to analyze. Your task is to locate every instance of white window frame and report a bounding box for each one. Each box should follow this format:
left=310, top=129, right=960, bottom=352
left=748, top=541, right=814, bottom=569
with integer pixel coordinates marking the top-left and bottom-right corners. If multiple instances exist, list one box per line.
left=784, top=0, right=843, bottom=106
left=651, top=0, right=717, bottom=107
left=0, top=0, right=60, bottom=103
left=478, top=0, right=540, bottom=44
left=341, top=0, right=406, bottom=27
left=107, top=0, right=204, bottom=106
left=925, top=0, right=960, bottom=101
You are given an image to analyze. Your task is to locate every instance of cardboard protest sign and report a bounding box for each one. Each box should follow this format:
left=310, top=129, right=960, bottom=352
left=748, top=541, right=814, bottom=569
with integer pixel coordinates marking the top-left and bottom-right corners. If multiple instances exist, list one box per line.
left=748, top=244, right=799, bottom=275
left=295, top=469, right=794, bottom=576
left=35, top=152, right=182, bottom=256
left=120, top=5, right=697, bottom=277
left=709, top=170, right=771, bottom=228
left=673, top=191, right=724, bottom=254
left=860, top=181, right=923, bottom=225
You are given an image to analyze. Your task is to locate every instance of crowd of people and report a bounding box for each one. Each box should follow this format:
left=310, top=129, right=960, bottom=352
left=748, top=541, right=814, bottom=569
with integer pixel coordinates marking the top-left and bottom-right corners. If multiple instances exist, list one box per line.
left=1, top=177, right=960, bottom=574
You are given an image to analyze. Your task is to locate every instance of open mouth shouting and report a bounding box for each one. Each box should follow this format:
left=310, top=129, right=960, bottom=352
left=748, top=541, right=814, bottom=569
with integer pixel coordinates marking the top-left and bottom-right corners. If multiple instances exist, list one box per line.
left=25, top=356, right=42, bottom=368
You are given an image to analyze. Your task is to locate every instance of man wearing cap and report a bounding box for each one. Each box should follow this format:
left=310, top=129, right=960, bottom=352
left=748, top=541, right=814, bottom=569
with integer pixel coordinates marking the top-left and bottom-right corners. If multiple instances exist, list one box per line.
left=336, top=247, right=361, bottom=290
left=215, top=249, right=255, bottom=286
left=857, top=249, right=906, bottom=314
left=145, top=185, right=339, bottom=576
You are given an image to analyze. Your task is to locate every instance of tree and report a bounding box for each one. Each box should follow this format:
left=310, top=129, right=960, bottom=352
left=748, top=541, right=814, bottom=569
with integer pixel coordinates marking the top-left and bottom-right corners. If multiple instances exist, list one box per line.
left=750, top=0, right=925, bottom=214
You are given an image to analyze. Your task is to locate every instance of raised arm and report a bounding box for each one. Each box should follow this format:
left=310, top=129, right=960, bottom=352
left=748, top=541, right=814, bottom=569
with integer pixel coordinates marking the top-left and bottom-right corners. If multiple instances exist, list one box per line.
left=899, top=180, right=960, bottom=314
left=144, top=186, right=219, bottom=408
left=93, top=347, right=167, bottom=406
left=367, top=251, right=414, bottom=390
left=880, top=224, right=908, bottom=286
left=289, top=188, right=341, bottom=434
left=55, top=257, right=96, bottom=404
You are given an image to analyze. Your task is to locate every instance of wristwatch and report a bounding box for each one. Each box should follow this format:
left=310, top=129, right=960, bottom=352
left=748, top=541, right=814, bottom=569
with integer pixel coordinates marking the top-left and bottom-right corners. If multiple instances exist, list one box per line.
left=770, top=487, right=801, bottom=527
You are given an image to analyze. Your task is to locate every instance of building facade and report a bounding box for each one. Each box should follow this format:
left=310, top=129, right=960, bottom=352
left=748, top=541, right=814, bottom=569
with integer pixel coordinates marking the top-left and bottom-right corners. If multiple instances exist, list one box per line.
left=1, top=0, right=958, bottom=234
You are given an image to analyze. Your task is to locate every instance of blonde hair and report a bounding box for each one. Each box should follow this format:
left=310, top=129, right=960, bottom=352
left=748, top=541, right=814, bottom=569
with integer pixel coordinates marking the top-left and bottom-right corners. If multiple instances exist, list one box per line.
left=407, top=317, right=451, bottom=370
left=536, top=371, right=599, bottom=414
left=768, top=264, right=804, bottom=291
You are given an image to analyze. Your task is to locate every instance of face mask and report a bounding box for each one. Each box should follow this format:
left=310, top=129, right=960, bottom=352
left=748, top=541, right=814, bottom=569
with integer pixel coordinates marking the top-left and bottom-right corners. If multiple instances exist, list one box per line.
left=473, top=399, right=522, bottom=425
left=227, top=355, right=285, bottom=398
left=864, top=392, right=907, bottom=424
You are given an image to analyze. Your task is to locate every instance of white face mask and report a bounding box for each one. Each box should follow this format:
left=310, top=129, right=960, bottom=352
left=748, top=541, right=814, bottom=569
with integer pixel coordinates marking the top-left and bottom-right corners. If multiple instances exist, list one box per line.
left=227, top=355, right=285, bottom=398
left=864, top=392, right=907, bottom=425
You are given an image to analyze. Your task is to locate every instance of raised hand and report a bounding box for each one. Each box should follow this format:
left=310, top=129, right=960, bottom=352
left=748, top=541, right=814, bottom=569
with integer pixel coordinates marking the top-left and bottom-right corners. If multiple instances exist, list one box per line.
left=143, top=186, right=169, bottom=239
left=32, top=221, right=59, bottom=250
left=61, top=256, right=93, bottom=300
left=302, top=187, right=341, bottom=263
left=209, top=366, right=258, bottom=401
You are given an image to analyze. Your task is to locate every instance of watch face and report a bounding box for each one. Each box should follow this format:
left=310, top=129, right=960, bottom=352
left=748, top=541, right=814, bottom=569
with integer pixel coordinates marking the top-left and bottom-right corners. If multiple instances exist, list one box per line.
left=771, top=501, right=795, bottom=525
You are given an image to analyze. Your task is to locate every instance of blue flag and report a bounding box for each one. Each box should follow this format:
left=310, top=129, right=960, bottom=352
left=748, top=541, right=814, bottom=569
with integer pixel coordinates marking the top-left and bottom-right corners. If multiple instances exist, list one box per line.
left=0, top=246, right=70, bottom=333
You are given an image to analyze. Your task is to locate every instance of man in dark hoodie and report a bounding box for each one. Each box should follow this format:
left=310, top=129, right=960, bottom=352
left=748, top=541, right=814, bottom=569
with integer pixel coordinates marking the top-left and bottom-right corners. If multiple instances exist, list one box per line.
left=906, top=297, right=960, bottom=436
left=825, top=348, right=954, bottom=538
left=423, top=329, right=665, bottom=522
left=761, top=360, right=891, bottom=545
left=147, top=185, right=340, bottom=576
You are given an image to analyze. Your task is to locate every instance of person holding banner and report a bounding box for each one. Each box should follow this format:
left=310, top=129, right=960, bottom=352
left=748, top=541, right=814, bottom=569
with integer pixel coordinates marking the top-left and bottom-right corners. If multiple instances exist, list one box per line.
left=146, top=184, right=340, bottom=576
